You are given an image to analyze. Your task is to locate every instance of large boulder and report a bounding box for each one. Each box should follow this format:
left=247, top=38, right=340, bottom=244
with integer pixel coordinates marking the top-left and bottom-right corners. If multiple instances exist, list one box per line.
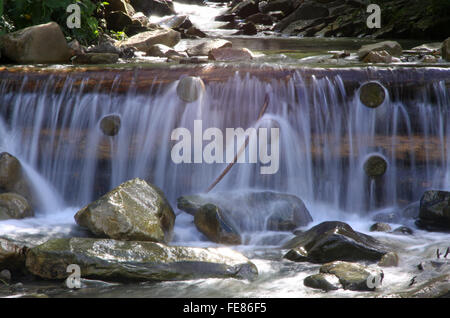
left=231, top=0, right=260, bottom=18
left=129, top=0, right=175, bottom=16
left=0, top=238, right=28, bottom=275
left=416, top=190, right=450, bottom=232
left=25, top=238, right=258, bottom=281
left=0, top=193, right=33, bottom=220
left=177, top=191, right=313, bottom=232
left=283, top=221, right=388, bottom=263
left=194, top=204, right=242, bottom=245
left=117, top=27, right=180, bottom=53
left=0, top=22, right=71, bottom=64
left=74, top=178, right=176, bottom=243
left=358, top=41, right=403, bottom=60
left=442, top=38, right=450, bottom=61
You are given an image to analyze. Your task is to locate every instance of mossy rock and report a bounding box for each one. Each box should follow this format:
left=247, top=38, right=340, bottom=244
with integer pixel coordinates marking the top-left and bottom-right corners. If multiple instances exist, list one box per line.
left=359, top=82, right=386, bottom=108
left=363, top=155, right=387, bottom=178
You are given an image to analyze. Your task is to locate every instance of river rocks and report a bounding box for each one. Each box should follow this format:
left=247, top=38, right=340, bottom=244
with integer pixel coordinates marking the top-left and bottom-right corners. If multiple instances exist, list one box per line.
left=74, top=178, right=175, bottom=243
left=194, top=204, right=242, bottom=245
left=72, top=53, right=120, bottom=65
left=378, top=252, right=399, bottom=267
left=363, top=155, right=387, bottom=178
left=416, top=190, right=450, bottom=232
left=259, top=0, right=295, bottom=15
left=185, top=26, right=207, bottom=38
left=442, top=38, right=450, bottom=61
left=358, top=41, right=403, bottom=60
left=106, top=11, right=134, bottom=32
left=147, top=44, right=182, bottom=58
left=369, top=222, right=392, bottom=232
left=362, top=50, right=393, bottom=64
left=117, top=27, right=181, bottom=53
left=0, top=238, right=28, bottom=276
left=186, top=39, right=232, bottom=57
left=236, top=22, right=258, bottom=36
left=0, top=22, right=71, bottom=64
left=283, top=221, right=388, bottom=263
left=176, top=76, right=206, bottom=102
left=208, top=48, right=254, bottom=61
left=303, top=273, right=342, bottom=291
left=25, top=238, right=258, bottom=282
left=100, top=114, right=121, bottom=136
left=0, top=193, right=33, bottom=220
left=130, top=0, right=175, bottom=16
left=359, top=82, right=386, bottom=108
left=177, top=191, right=313, bottom=232
left=392, top=226, right=414, bottom=235
left=231, top=0, right=260, bottom=18
left=245, top=13, right=274, bottom=25
left=319, top=261, right=383, bottom=291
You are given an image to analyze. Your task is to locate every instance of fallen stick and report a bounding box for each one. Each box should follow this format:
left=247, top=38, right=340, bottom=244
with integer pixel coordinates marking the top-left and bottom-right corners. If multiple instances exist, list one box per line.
left=205, top=93, right=270, bottom=193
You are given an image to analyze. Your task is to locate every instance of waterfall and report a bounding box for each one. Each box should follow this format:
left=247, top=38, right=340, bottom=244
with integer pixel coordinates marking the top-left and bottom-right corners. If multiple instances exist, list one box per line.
left=0, top=67, right=449, bottom=224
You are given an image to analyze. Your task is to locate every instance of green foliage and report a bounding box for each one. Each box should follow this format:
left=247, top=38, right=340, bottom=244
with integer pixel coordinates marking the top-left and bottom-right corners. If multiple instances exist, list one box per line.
left=2, top=0, right=102, bottom=44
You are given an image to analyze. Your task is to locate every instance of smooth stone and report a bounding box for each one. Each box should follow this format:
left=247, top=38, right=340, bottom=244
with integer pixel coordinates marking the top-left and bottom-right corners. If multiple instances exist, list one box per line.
left=363, top=155, right=387, bottom=178
left=100, top=114, right=121, bottom=136
left=117, top=27, right=180, bottom=53
left=392, top=226, right=414, bottom=235
left=362, top=50, right=393, bottom=63
left=378, top=252, right=399, bottom=267
left=0, top=193, right=33, bottom=220
left=208, top=48, right=254, bottom=61
left=186, top=39, right=232, bottom=57
left=304, top=273, right=342, bottom=291
left=359, top=82, right=386, bottom=108
left=369, top=222, right=392, bottom=232
left=176, top=76, right=206, bottom=102
left=358, top=41, right=402, bottom=60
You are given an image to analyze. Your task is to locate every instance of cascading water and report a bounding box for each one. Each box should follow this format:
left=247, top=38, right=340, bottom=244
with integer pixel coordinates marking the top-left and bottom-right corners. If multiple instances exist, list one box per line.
left=0, top=67, right=449, bottom=241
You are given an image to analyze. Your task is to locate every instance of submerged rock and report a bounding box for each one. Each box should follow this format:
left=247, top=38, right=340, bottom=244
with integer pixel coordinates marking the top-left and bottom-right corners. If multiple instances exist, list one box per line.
left=416, top=190, right=450, bottom=232
left=304, top=273, right=342, bottom=291
left=176, top=76, right=206, bottom=103
left=194, top=204, right=241, bottom=245
left=283, top=221, right=388, bottom=263
left=369, top=222, right=392, bottom=232
left=0, top=193, right=33, bottom=220
left=72, top=53, right=119, bottom=65
left=319, top=261, right=383, bottom=291
left=378, top=252, right=399, bottom=267
left=0, top=22, right=71, bottom=64
left=25, top=238, right=258, bottom=282
left=392, top=226, right=414, bottom=235
left=177, top=191, right=313, bottom=232
left=74, top=178, right=175, bottom=243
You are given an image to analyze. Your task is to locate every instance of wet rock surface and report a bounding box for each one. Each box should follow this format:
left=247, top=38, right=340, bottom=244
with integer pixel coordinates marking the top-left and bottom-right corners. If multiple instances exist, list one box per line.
left=416, top=190, right=450, bottom=232
left=283, top=221, right=388, bottom=263
left=25, top=238, right=258, bottom=282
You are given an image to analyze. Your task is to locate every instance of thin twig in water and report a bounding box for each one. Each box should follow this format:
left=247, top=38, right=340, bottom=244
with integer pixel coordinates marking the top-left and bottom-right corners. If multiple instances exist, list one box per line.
left=205, top=93, right=271, bottom=193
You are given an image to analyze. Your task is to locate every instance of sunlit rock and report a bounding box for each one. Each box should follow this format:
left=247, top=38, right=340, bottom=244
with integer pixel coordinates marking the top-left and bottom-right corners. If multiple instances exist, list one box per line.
left=416, top=190, right=450, bottom=232
left=117, top=27, right=181, bottom=53
left=208, top=47, right=254, bottom=61
left=25, top=238, right=258, bottom=281
left=283, top=221, right=388, bottom=263
left=186, top=39, right=232, bottom=57
left=100, top=114, right=121, bottom=136
left=176, top=76, right=206, bottom=102
left=0, top=22, right=71, bottom=64
left=194, top=204, right=242, bottom=245
left=358, top=41, right=402, bottom=60
left=319, top=261, right=384, bottom=291
left=363, top=155, right=387, bottom=178
left=0, top=193, right=33, bottom=220
left=362, top=50, right=392, bottom=64
left=74, top=178, right=175, bottom=242
left=359, top=82, right=386, bottom=108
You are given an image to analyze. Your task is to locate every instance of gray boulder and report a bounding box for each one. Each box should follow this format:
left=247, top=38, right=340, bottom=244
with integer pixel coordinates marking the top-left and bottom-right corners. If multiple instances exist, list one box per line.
left=416, top=190, right=450, bottom=232
left=0, top=193, right=33, bottom=220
